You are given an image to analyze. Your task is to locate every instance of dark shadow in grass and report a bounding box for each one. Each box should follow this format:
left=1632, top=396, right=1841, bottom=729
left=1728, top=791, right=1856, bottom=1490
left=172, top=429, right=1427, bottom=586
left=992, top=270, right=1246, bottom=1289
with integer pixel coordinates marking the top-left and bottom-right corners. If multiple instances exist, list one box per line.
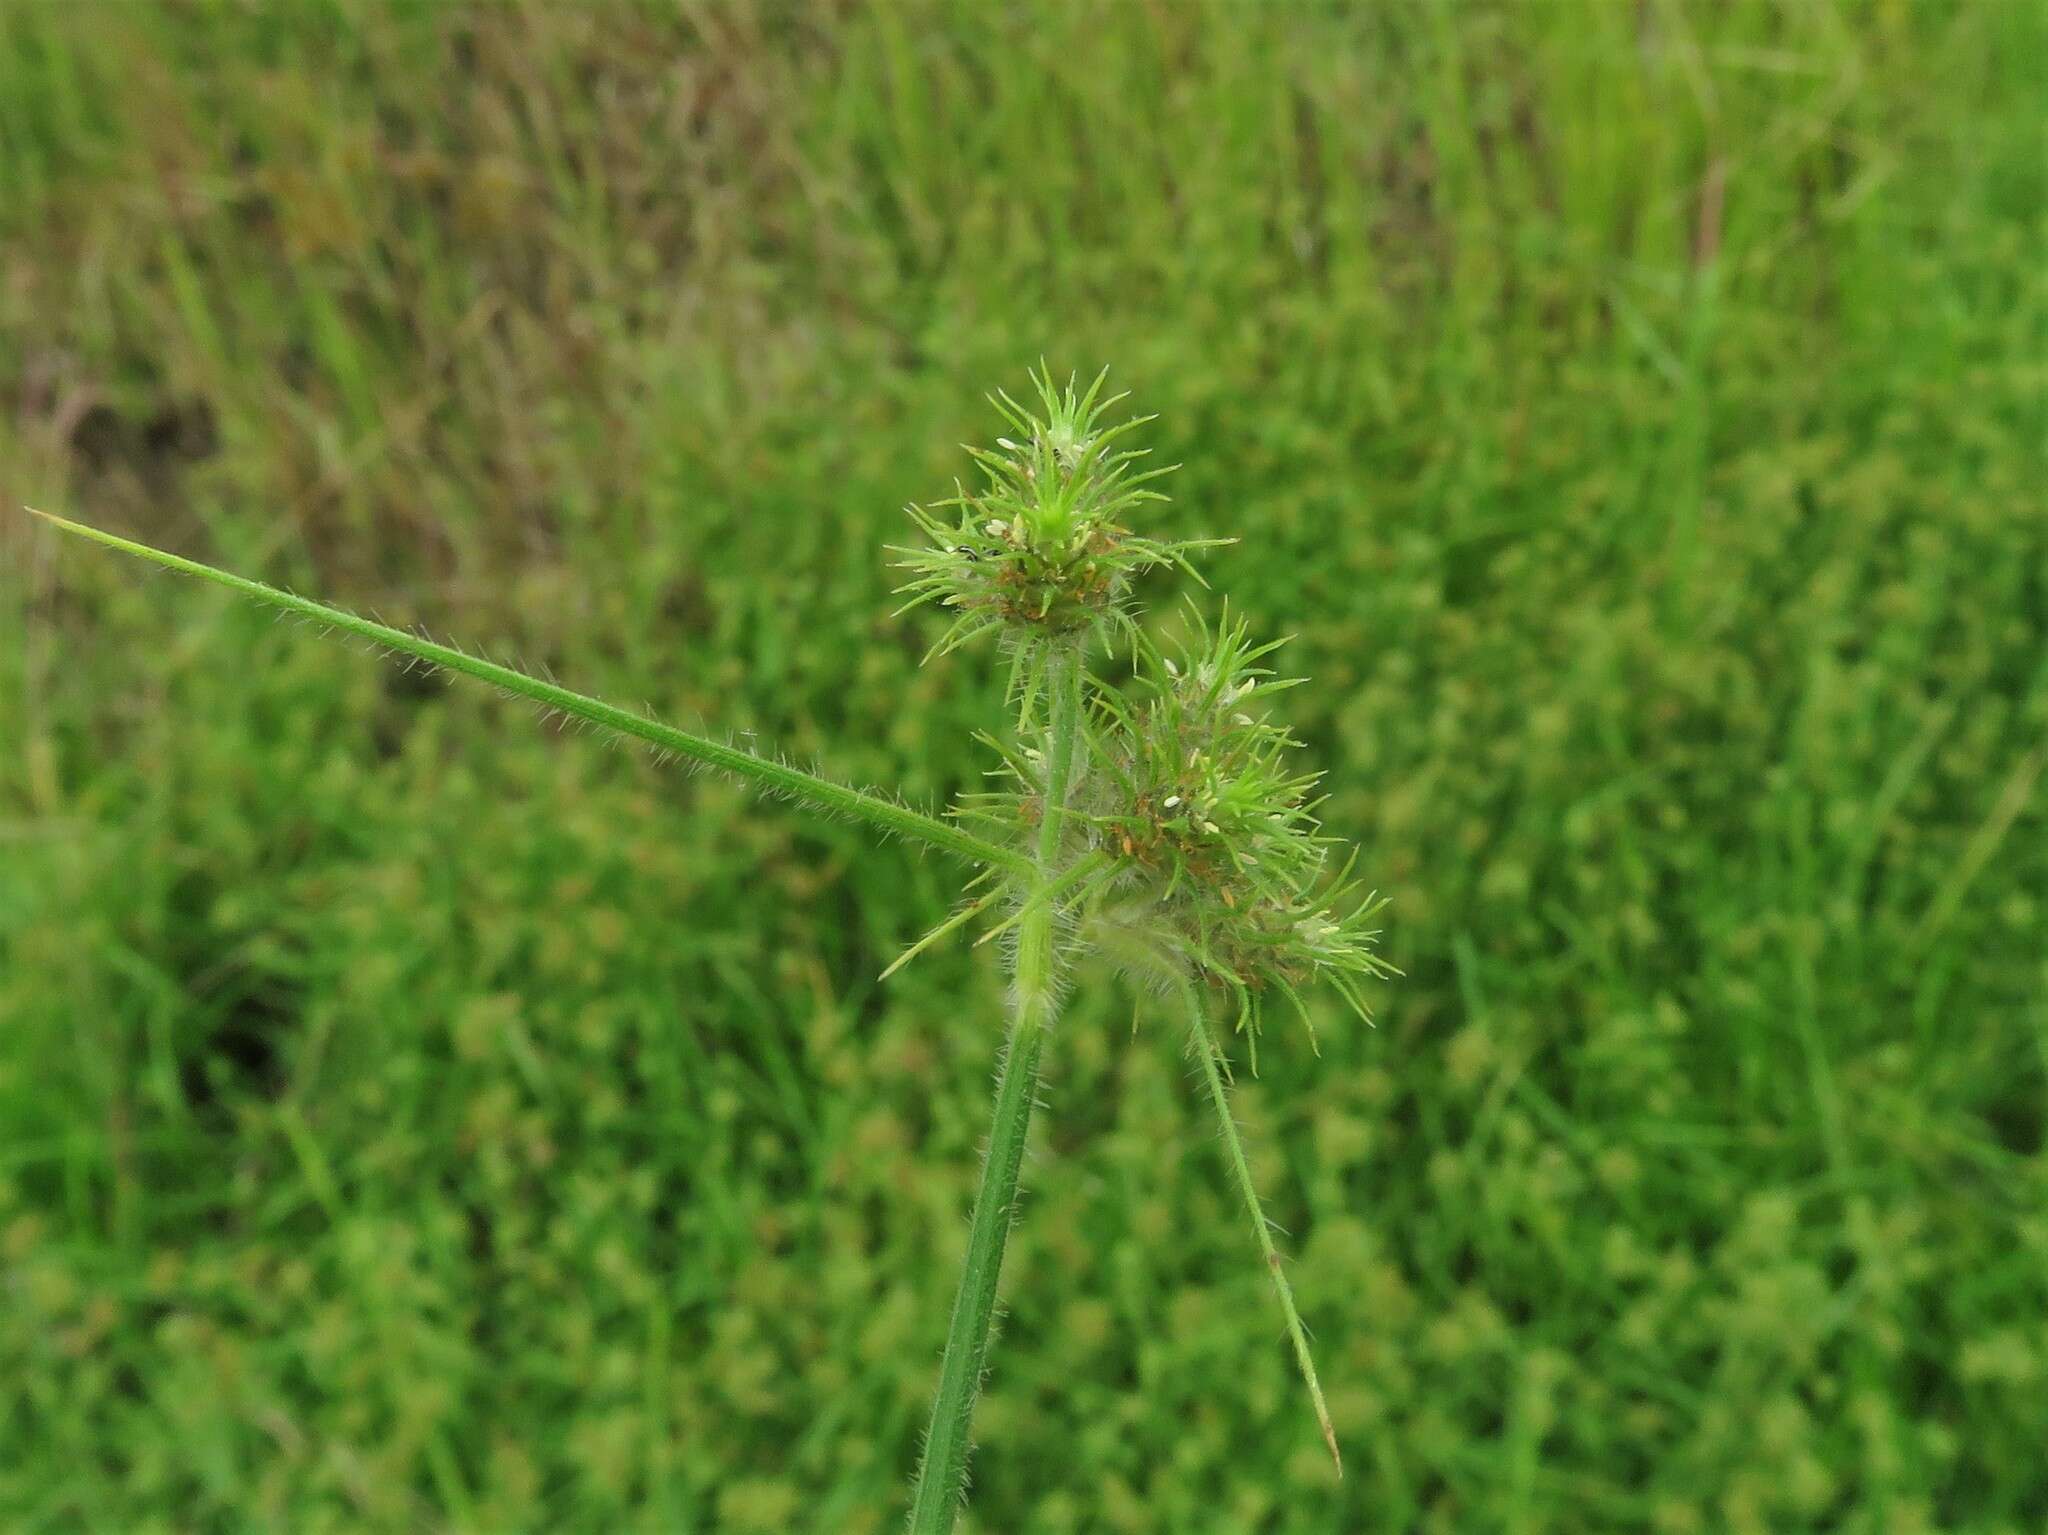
left=70, top=397, right=218, bottom=479
left=178, top=979, right=299, bottom=1127
left=1980, top=1085, right=2043, bottom=1160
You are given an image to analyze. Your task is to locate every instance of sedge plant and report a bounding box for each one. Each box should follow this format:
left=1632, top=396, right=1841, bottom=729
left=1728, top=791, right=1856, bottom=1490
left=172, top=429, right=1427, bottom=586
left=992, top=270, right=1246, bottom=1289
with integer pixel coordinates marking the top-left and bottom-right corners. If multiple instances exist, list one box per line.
left=28, top=368, right=1392, bottom=1529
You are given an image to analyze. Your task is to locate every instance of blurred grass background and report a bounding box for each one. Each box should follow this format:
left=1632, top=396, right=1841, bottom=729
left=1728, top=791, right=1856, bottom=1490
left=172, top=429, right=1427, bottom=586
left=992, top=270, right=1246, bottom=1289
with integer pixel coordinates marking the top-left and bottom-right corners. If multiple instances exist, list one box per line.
left=1, top=1, right=2043, bottom=1531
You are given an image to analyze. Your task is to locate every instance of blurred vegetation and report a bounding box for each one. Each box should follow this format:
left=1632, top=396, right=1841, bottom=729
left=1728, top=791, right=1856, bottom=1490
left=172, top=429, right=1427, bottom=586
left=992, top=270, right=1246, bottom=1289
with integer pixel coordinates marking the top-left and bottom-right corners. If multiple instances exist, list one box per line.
left=1, top=2, right=2042, bottom=1531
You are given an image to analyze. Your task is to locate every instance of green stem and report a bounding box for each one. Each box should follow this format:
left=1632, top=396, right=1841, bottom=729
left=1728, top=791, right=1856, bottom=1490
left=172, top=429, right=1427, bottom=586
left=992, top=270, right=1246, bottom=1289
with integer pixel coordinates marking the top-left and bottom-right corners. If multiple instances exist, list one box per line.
left=27, top=510, right=1024, bottom=875
left=907, top=645, right=1082, bottom=1533
left=1183, top=979, right=1342, bottom=1476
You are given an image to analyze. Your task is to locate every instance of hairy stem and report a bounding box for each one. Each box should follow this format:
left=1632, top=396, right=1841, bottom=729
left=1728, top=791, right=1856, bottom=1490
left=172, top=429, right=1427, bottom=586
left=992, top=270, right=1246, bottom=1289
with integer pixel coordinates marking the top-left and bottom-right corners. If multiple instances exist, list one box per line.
left=27, top=510, right=1024, bottom=874
left=907, top=645, right=1082, bottom=1533
left=1183, top=979, right=1342, bottom=1476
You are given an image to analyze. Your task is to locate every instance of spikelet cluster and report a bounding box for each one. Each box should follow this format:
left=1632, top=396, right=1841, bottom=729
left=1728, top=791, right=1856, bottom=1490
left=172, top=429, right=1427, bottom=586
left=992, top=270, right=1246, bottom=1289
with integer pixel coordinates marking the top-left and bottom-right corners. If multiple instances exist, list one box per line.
left=1081, top=609, right=1393, bottom=1055
left=953, top=605, right=1392, bottom=1057
left=893, top=367, right=1218, bottom=657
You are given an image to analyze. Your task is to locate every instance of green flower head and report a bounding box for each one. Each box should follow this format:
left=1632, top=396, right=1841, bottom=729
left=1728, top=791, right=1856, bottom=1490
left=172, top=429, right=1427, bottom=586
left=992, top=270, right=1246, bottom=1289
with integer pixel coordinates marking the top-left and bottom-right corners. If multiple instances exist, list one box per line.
left=1082, top=607, right=1394, bottom=1058
left=952, top=600, right=1394, bottom=1066
left=894, top=366, right=1222, bottom=657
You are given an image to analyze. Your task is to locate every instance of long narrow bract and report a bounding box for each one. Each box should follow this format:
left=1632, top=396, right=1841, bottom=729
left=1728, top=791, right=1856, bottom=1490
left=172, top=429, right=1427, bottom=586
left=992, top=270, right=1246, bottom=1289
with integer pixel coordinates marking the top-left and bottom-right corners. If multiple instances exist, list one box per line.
left=26, top=509, right=1026, bottom=876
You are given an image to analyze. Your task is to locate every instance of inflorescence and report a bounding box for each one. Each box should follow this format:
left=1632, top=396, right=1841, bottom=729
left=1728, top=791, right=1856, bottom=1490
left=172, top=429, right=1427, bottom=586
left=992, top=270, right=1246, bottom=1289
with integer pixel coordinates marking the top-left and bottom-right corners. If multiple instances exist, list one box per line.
left=911, top=371, right=1392, bottom=1061
left=893, top=367, right=1222, bottom=658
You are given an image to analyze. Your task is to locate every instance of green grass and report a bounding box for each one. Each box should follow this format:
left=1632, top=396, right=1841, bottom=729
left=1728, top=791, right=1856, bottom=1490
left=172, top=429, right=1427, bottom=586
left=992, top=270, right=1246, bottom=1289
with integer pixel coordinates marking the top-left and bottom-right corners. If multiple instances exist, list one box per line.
left=2, top=2, right=2043, bottom=1531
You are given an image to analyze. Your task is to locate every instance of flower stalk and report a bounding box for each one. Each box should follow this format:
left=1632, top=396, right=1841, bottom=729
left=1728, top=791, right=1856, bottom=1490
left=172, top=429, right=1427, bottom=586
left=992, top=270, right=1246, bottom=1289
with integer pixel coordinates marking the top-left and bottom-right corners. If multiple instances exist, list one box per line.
left=906, top=645, right=1083, bottom=1534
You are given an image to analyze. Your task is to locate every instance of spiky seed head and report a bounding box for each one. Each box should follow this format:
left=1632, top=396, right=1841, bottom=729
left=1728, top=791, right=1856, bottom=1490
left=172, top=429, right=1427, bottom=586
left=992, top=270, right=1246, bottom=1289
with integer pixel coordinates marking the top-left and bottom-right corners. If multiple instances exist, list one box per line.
left=892, top=366, right=1222, bottom=659
left=952, top=603, right=1392, bottom=1046
left=1081, top=606, right=1394, bottom=1039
